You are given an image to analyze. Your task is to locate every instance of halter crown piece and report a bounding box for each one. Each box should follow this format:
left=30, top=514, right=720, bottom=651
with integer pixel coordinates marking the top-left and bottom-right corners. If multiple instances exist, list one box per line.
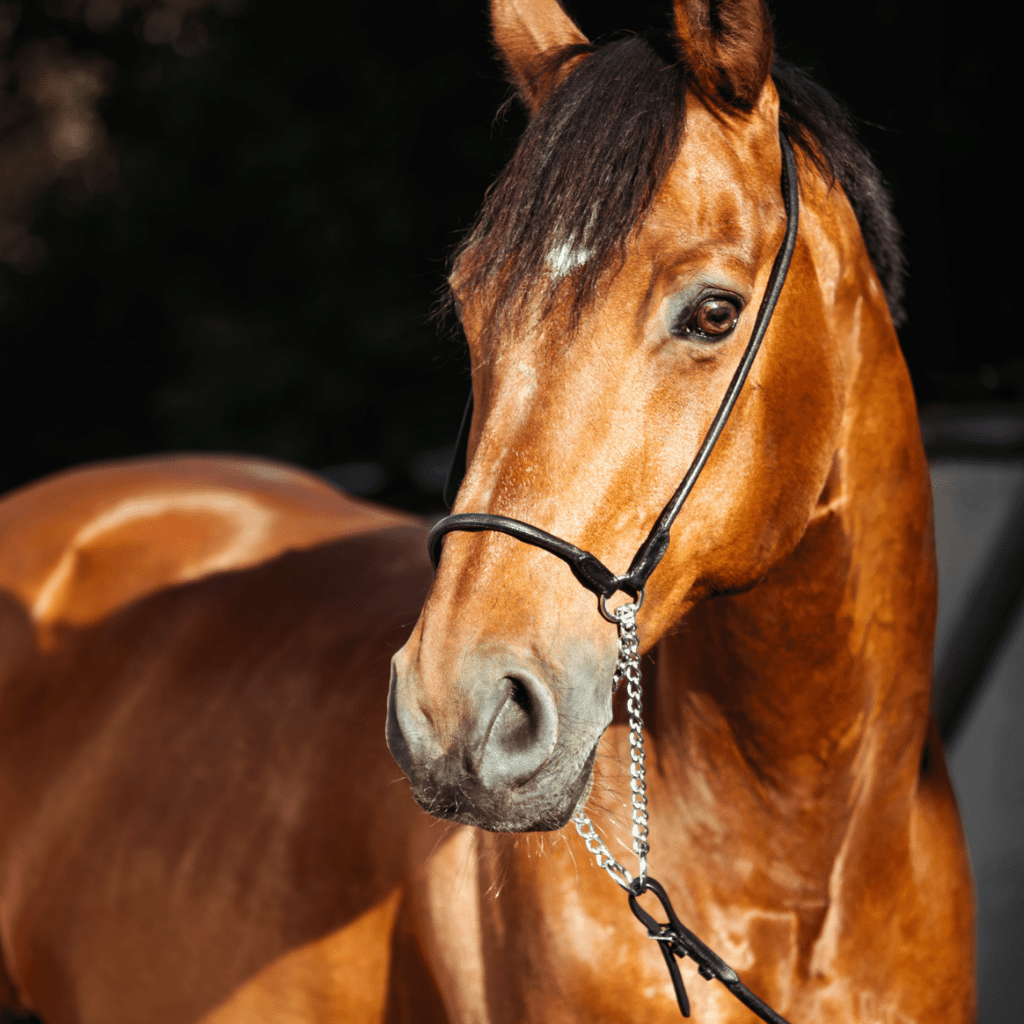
left=428, top=130, right=799, bottom=1024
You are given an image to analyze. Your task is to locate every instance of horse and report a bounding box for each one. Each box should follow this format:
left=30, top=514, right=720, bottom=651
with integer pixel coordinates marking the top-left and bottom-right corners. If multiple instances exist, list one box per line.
left=387, top=0, right=974, bottom=1020
left=0, top=1, right=973, bottom=1023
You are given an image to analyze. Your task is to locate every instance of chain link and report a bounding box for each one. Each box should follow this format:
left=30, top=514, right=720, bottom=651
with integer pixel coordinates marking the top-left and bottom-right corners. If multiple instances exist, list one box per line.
left=572, top=597, right=650, bottom=886
left=571, top=810, right=634, bottom=890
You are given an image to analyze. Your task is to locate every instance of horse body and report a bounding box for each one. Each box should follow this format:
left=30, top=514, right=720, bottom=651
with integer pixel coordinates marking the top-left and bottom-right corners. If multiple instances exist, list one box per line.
left=0, top=1, right=973, bottom=1022
left=0, top=456, right=445, bottom=1023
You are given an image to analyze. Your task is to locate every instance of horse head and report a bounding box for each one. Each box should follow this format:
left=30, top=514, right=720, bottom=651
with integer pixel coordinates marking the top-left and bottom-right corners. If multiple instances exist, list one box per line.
left=388, top=0, right=892, bottom=833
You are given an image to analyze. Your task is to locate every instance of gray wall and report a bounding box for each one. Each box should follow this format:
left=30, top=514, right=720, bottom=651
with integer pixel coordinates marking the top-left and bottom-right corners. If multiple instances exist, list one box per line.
left=932, top=461, right=1024, bottom=1024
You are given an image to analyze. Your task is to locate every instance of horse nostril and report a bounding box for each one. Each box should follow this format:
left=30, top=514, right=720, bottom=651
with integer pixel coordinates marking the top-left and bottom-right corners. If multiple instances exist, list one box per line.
left=496, top=678, right=536, bottom=753
left=476, top=673, right=558, bottom=791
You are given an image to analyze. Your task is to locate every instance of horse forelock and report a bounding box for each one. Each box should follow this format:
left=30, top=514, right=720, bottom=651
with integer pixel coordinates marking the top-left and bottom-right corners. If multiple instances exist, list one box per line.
left=446, top=35, right=688, bottom=343
left=443, top=35, right=906, bottom=345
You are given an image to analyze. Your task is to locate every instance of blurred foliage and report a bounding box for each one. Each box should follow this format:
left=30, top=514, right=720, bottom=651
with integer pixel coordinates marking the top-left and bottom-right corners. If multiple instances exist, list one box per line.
left=0, top=0, right=1016, bottom=508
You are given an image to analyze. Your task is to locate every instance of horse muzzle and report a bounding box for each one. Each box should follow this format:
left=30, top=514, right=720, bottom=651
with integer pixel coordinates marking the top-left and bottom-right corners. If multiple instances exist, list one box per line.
left=386, top=644, right=611, bottom=831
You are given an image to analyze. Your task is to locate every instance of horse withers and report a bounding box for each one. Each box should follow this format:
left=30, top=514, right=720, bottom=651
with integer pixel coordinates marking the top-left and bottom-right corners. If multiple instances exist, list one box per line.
left=0, top=1, right=973, bottom=1022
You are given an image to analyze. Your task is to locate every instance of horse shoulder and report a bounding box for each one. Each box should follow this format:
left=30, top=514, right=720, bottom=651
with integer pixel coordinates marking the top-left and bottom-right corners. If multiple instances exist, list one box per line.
left=0, top=453, right=417, bottom=635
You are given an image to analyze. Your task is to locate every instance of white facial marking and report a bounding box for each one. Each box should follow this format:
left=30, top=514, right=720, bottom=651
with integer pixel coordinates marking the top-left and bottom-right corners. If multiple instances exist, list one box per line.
left=546, top=239, right=592, bottom=279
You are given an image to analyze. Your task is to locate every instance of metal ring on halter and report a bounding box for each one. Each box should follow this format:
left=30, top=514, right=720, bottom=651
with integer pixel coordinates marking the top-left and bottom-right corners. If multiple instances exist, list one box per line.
left=599, top=589, right=644, bottom=624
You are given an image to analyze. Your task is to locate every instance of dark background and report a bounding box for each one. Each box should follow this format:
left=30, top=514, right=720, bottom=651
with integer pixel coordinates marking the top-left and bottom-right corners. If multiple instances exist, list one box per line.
left=0, top=0, right=1015, bottom=509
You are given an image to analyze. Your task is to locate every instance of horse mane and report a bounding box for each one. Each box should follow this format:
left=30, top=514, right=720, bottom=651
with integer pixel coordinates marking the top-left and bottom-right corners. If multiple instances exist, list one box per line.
left=446, top=35, right=905, bottom=340
left=772, top=59, right=905, bottom=327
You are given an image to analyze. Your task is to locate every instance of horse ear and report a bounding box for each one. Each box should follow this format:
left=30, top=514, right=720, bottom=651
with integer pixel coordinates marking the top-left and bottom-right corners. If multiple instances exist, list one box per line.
left=491, top=0, right=591, bottom=114
left=672, top=0, right=773, bottom=111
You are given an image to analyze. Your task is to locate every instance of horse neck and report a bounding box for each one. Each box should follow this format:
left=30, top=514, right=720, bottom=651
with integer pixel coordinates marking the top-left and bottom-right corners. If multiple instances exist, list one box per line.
left=650, top=255, right=935, bottom=891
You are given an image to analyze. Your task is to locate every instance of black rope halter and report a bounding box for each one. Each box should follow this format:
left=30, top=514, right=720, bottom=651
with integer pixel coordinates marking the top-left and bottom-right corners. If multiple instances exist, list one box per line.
left=429, top=131, right=798, bottom=609
left=425, top=129, right=800, bottom=1024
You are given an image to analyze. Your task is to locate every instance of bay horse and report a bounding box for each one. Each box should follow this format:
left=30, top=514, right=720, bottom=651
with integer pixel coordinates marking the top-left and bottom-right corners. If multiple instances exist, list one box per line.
left=0, top=1, right=973, bottom=1023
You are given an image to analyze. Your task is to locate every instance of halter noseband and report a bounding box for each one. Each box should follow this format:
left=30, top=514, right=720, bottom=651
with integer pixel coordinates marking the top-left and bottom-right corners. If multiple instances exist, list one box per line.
left=428, top=130, right=798, bottom=614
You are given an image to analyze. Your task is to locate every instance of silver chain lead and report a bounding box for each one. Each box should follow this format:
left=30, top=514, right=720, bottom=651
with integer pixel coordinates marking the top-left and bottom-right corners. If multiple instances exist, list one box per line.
left=573, top=598, right=649, bottom=889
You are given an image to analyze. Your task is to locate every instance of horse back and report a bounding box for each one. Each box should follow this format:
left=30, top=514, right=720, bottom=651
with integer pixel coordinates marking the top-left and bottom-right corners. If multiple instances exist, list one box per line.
left=0, top=454, right=416, bottom=638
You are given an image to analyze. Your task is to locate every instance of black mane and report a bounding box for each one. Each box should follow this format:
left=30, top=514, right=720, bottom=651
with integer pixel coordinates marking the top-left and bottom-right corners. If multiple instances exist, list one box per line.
left=447, top=36, right=905, bottom=338
left=772, top=59, right=905, bottom=326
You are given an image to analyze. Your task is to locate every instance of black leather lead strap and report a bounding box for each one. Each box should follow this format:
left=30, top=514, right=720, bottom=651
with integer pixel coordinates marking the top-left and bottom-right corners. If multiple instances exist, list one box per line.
left=429, top=129, right=798, bottom=604
left=629, top=877, right=793, bottom=1024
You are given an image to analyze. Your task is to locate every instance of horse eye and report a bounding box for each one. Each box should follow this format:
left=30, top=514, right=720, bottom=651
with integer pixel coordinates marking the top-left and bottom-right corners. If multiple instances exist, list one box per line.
left=684, top=296, right=740, bottom=339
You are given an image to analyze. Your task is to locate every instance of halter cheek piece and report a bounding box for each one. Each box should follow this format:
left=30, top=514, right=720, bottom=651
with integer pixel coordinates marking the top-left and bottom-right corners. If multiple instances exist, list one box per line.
left=425, top=131, right=799, bottom=1024
left=429, top=132, right=798, bottom=614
